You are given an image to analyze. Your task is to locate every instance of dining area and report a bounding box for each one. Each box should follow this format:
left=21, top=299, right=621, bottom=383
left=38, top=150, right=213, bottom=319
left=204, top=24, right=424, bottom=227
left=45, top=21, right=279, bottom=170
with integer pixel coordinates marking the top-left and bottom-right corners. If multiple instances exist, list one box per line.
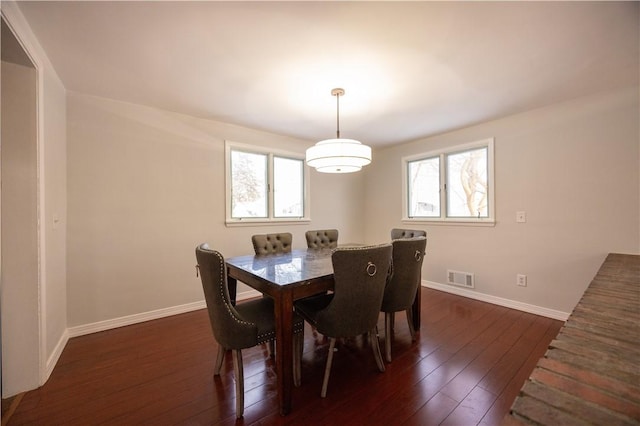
left=4, top=249, right=564, bottom=425
left=195, top=228, right=427, bottom=418
left=3, top=2, right=636, bottom=424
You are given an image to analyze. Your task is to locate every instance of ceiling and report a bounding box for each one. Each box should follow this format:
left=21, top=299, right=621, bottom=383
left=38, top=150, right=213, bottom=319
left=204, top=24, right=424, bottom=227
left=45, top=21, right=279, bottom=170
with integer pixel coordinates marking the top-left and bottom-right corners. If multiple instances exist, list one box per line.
left=14, top=1, right=639, bottom=147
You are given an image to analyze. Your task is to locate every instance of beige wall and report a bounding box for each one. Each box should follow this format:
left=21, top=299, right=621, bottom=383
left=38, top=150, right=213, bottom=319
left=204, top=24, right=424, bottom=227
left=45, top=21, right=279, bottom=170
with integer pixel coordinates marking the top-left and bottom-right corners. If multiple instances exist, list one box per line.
left=363, top=86, right=639, bottom=316
left=66, top=86, right=640, bottom=327
left=42, top=52, right=67, bottom=365
left=66, top=86, right=640, bottom=330
left=66, top=93, right=366, bottom=327
left=1, top=60, right=39, bottom=396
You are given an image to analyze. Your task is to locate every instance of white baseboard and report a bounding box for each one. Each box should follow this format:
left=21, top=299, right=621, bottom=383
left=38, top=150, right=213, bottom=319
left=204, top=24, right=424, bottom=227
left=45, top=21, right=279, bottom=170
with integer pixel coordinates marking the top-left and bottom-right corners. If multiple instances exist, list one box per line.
left=44, top=328, right=69, bottom=384
left=66, top=289, right=262, bottom=338
left=47, top=285, right=563, bottom=387
left=423, top=280, right=570, bottom=321
left=64, top=284, right=565, bottom=338
left=43, top=289, right=262, bottom=387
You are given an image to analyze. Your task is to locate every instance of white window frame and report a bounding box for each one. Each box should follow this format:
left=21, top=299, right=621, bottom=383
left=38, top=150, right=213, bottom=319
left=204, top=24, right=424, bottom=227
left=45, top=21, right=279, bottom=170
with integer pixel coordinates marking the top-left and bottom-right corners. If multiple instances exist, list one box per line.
left=402, top=138, right=495, bottom=226
left=225, top=140, right=311, bottom=226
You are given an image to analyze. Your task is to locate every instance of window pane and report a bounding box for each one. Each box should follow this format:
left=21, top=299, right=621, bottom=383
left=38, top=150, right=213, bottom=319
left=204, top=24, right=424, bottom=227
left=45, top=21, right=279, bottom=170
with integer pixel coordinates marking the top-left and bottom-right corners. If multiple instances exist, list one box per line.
left=408, top=157, right=440, bottom=217
left=274, top=156, right=303, bottom=217
left=446, top=147, right=488, bottom=217
left=231, top=150, right=267, bottom=218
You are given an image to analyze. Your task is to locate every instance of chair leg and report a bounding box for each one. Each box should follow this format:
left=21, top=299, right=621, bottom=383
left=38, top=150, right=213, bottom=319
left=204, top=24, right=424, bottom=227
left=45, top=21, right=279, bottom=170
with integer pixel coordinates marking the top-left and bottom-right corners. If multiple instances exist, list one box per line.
left=214, top=345, right=225, bottom=375
left=406, top=308, right=416, bottom=341
left=321, top=337, right=336, bottom=398
left=232, top=349, right=244, bottom=418
left=268, top=340, right=275, bottom=358
left=293, top=331, right=303, bottom=387
left=369, top=329, right=386, bottom=373
left=384, top=312, right=393, bottom=363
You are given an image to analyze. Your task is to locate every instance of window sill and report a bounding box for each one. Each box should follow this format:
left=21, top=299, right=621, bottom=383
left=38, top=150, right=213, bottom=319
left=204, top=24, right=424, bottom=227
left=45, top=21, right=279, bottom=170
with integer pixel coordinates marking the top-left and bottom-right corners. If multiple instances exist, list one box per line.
left=402, top=218, right=496, bottom=227
left=225, top=218, right=311, bottom=227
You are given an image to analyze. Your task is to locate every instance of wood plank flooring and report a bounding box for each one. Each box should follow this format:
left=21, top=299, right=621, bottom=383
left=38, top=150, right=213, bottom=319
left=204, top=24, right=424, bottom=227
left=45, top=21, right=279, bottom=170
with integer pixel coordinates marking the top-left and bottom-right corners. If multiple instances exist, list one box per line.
left=6, top=288, right=562, bottom=425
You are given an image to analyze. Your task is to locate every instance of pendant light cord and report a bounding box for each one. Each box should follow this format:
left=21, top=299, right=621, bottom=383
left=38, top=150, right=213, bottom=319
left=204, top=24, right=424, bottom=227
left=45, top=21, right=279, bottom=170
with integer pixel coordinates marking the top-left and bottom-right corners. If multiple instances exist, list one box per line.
left=335, top=91, right=341, bottom=139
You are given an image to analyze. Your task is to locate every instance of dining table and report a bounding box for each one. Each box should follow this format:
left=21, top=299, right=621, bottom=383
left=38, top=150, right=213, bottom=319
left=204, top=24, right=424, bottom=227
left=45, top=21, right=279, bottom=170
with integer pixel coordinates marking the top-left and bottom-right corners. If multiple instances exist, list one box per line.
left=225, top=247, right=421, bottom=415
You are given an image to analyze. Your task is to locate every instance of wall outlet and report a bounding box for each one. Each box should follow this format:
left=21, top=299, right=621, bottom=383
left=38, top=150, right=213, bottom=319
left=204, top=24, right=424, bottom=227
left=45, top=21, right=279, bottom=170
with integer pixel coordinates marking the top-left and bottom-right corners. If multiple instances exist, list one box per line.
left=517, top=274, right=527, bottom=287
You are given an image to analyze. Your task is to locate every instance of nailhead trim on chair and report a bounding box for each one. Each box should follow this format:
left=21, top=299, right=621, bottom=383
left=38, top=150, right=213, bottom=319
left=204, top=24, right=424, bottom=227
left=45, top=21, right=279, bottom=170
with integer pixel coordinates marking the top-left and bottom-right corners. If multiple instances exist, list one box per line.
left=257, top=331, right=276, bottom=341
left=211, top=250, right=253, bottom=327
left=210, top=247, right=304, bottom=344
left=332, top=244, right=382, bottom=252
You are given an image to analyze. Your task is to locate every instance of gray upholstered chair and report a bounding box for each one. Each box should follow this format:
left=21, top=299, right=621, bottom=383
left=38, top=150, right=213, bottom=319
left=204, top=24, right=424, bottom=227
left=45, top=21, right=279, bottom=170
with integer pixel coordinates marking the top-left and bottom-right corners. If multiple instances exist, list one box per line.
left=390, top=228, right=426, bottom=239
left=305, top=229, right=339, bottom=249
left=381, top=236, right=427, bottom=362
left=195, top=243, right=304, bottom=418
left=389, top=229, right=427, bottom=341
left=251, top=233, right=293, bottom=255
left=295, top=243, right=392, bottom=397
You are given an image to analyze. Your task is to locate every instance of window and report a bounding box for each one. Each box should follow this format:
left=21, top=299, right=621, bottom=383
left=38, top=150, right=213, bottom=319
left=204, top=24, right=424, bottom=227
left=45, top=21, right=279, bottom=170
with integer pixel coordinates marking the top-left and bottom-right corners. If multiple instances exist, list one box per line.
left=403, top=138, right=494, bottom=224
left=226, top=141, right=310, bottom=225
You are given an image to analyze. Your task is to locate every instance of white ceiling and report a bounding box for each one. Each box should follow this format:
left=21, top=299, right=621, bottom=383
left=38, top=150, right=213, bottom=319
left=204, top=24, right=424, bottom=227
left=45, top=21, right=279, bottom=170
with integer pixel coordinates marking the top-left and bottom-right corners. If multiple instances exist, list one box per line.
left=15, top=1, right=639, bottom=147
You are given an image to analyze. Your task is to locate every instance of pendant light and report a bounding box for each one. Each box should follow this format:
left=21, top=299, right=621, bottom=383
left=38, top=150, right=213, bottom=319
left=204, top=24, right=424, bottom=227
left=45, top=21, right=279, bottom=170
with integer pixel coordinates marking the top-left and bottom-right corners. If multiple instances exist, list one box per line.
left=306, top=88, right=372, bottom=173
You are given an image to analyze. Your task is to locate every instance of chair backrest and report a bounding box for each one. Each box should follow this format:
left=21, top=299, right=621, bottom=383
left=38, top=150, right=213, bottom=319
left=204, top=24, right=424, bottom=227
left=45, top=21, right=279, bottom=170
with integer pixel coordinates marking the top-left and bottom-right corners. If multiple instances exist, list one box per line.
left=251, top=233, right=293, bottom=255
left=390, top=228, right=426, bottom=239
left=195, top=243, right=258, bottom=349
left=381, top=237, right=427, bottom=313
left=305, top=229, right=339, bottom=249
left=316, top=244, right=392, bottom=337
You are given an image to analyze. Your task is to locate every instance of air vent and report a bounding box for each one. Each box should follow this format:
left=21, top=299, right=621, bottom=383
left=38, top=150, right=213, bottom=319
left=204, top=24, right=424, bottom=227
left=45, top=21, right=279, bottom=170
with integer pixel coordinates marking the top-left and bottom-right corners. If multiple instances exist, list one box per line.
left=447, top=269, right=475, bottom=288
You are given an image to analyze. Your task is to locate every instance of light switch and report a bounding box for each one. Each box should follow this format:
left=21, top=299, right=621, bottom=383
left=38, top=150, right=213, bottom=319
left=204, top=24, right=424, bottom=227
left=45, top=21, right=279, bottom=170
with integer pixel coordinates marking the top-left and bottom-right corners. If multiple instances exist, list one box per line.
left=516, top=211, right=526, bottom=223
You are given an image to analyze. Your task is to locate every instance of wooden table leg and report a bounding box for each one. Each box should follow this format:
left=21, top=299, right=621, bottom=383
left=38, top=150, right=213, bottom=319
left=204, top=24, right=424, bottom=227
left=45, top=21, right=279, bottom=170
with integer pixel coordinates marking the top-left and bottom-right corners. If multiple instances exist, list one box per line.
left=274, top=292, right=294, bottom=415
left=226, top=274, right=238, bottom=305
left=412, top=278, right=421, bottom=331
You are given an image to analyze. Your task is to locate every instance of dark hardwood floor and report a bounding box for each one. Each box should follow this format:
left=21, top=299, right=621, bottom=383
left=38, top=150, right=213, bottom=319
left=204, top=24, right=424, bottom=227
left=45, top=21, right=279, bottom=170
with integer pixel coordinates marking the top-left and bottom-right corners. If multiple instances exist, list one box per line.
left=6, top=288, right=562, bottom=425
